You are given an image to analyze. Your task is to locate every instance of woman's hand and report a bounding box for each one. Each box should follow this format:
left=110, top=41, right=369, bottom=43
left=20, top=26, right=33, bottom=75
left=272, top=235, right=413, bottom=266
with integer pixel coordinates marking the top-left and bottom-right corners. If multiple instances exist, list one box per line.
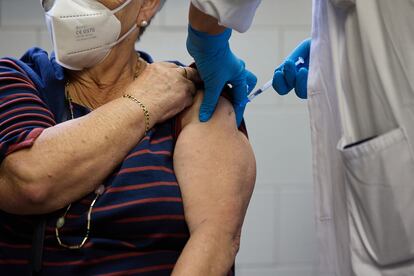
left=126, top=62, right=200, bottom=127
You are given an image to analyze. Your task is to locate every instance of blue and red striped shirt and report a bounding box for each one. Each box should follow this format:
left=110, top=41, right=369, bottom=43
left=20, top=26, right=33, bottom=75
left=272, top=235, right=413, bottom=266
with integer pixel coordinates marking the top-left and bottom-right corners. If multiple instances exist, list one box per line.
left=0, top=48, right=193, bottom=275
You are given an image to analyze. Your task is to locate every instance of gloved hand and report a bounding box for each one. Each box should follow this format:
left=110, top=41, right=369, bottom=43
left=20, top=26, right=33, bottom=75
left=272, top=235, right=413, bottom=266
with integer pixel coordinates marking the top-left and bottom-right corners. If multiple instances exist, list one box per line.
left=273, top=39, right=311, bottom=99
left=187, top=25, right=257, bottom=126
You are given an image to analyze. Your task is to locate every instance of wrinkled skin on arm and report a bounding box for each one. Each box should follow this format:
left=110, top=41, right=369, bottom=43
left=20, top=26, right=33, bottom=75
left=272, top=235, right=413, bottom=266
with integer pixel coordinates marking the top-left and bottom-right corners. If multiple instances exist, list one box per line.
left=173, top=92, right=256, bottom=275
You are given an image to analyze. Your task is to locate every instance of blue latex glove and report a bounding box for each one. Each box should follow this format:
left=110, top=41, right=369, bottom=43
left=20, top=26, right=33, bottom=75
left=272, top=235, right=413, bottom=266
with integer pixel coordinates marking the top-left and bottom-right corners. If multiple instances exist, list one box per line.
left=187, top=25, right=257, bottom=126
left=273, top=39, right=311, bottom=99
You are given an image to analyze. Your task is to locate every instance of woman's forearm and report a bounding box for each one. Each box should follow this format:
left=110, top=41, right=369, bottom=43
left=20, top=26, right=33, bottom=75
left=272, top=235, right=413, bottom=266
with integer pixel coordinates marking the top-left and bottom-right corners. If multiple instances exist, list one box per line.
left=0, top=96, right=148, bottom=215
left=0, top=62, right=198, bottom=215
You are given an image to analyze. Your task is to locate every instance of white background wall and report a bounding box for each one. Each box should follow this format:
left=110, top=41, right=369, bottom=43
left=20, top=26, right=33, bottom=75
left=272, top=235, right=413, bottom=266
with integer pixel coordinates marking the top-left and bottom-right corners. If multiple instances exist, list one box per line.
left=0, top=1, right=317, bottom=275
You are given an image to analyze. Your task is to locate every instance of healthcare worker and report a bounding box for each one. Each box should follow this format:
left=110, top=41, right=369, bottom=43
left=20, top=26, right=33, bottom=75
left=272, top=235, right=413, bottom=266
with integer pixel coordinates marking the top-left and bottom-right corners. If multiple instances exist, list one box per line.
left=187, top=0, right=310, bottom=125
left=189, top=1, right=414, bottom=276
left=306, top=1, right=414, bottom=275
left=282, top=1, right=414, bottom=275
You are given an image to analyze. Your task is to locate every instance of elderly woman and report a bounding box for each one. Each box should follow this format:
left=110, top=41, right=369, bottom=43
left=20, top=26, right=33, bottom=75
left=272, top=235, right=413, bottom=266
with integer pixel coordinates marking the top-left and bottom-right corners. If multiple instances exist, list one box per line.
left=0, top=0, right=256, bottom=275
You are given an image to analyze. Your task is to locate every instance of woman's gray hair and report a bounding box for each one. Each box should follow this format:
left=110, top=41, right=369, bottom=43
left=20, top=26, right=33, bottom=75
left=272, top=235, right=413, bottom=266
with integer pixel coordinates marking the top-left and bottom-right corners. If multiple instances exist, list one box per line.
left=138, top=0, right=167, bottom=38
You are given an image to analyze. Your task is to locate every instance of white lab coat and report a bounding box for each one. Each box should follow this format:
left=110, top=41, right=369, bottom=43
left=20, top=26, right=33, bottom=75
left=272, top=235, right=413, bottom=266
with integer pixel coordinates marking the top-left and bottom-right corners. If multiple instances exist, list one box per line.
left=191, top=0, right=261, bottom=32
left=309, top=0, right=414, bottom=275
left=193, top=0, right=414, bottom=275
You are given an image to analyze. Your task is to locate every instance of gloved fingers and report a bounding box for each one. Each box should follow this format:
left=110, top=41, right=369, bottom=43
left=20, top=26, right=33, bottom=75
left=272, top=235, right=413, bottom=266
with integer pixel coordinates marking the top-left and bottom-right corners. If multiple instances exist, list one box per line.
left=234, top=102, right=247, bottom=127
left=272, top=70, right=291, bottom=95
left=287, top=38, right=312, bottom=62
left=283, top=59, right=297, bottom=88
left=199, top=86, right=223, bottom=122
left=230, top=79, right=249, bottom=126
left=245, top=69, right=258, bottom=93
left=294, top=67, right=308, bottom=99
left=299, top=39, right=311, bottom=60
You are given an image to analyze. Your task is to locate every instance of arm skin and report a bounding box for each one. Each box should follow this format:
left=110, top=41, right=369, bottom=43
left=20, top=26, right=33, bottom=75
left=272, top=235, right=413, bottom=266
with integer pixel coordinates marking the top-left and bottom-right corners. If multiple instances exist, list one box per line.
left=0, top=64, right=197, bottom=215
left=189, top=3, right=226, bottom=34
left=0, top=97, right=147, bottom=215
left=172, top=92, right=256, bottom=275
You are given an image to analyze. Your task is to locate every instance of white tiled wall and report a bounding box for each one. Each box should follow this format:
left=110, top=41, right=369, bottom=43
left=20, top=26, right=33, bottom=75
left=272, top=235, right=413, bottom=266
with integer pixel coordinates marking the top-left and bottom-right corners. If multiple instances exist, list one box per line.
left=0, top=1, right=316, bottom=275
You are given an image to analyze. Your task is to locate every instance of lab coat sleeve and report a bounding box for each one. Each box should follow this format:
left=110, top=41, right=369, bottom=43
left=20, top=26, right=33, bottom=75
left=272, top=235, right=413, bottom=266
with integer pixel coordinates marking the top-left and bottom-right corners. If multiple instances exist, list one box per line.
left=191, top=0, right=261, bottom=33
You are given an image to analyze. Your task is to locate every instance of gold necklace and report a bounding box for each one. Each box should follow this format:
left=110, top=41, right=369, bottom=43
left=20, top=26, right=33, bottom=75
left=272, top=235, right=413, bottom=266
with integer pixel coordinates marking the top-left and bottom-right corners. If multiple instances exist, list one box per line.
left=56, top=54, right=143, bottom=249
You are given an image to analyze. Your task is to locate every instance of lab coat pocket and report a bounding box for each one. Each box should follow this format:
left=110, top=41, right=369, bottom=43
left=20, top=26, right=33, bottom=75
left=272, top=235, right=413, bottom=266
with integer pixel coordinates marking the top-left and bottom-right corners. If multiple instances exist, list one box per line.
left=338, top=128, right=414, bottom=266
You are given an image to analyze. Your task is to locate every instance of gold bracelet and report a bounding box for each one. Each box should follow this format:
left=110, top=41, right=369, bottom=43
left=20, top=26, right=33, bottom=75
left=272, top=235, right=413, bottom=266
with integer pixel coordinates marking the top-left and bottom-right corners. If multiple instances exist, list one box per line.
left=123, top=94, right=151, bottom=135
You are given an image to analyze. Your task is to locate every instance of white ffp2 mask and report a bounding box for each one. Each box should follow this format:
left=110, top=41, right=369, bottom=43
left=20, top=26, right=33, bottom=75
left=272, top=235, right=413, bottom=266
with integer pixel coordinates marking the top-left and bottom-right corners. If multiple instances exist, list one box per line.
left=45, top=0, right=136, bottom=70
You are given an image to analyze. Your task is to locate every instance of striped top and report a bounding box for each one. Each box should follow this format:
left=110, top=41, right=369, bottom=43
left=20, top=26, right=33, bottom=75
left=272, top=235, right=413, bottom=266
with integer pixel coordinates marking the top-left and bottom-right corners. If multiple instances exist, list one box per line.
left=0, top=48, right=193, bottom=275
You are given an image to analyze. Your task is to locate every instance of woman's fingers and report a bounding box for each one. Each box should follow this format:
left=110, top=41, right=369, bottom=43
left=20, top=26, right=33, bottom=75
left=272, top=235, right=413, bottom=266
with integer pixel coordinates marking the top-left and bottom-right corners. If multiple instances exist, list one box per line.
left=125, top=61, right=200, bottom=125
left=180, top=67, right=201, bottom=83
left=151, top=62, right=201, bottom=83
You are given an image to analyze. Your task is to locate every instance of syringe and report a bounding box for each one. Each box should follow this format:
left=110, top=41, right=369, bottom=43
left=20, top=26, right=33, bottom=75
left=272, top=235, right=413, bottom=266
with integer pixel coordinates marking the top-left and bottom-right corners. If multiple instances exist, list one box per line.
left=247, top=79, right=273, bottom=102
left=245, top=56, right=305, bottom=103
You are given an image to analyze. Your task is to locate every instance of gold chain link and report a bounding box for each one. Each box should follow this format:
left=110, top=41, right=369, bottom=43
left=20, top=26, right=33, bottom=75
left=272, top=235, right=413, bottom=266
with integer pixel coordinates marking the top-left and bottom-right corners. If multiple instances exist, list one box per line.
left=122, top=94, right=151, bottom=135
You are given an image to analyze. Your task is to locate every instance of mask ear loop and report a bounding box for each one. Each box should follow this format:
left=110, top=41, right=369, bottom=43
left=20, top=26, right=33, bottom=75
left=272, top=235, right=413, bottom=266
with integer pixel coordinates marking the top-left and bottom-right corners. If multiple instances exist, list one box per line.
left=98, top=0, right=143, bottom=65
left=111, top=0, right=134, bottom=14
left=107, top=23, right=138, bottom=48
left=108, top=0, right=148, bottom=48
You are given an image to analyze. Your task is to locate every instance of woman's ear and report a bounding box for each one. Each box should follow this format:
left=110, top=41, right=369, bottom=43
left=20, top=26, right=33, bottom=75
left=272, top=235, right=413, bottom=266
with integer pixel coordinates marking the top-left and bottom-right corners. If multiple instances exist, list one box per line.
left=136, top=0, right=160, bottom=25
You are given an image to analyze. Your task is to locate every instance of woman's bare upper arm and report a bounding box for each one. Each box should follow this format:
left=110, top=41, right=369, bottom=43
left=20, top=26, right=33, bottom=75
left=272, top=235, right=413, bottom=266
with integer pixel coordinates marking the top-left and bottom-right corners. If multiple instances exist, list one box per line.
left=174, top=91, right=256, bottom=233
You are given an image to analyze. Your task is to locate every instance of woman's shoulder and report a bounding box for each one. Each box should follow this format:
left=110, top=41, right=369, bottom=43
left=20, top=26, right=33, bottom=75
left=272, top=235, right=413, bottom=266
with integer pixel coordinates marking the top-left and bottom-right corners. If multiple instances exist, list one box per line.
left=6, top=47, right=64, bottom=86
left=0, top=47, right=67, bottom=121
